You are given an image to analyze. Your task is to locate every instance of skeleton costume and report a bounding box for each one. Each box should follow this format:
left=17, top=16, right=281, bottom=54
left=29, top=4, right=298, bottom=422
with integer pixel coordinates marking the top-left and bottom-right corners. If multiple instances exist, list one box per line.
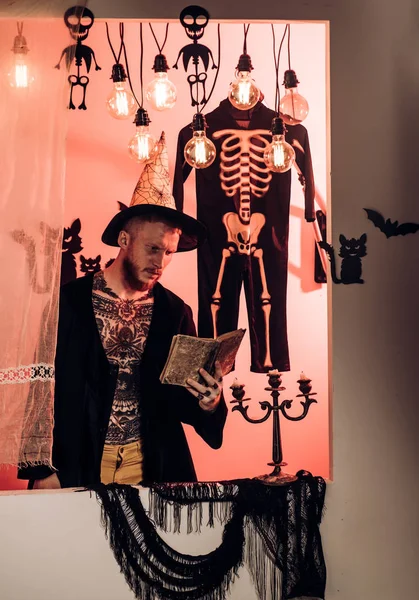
left=173, top=99, right=315, bottom=373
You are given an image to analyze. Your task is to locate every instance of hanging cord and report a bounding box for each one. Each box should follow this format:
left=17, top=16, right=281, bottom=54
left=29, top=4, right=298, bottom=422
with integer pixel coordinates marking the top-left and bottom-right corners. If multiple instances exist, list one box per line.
left=199, top=23, right=221, bottom=113
left=271, top=24, right=289, bottom=114
left=120, top=22, right=144, bottom=108
left=139, top=22, right=144, bottom=107
left=17, top=21, right=24, bottom=36
left=243, top=23, right=250, bottom=54
left=148, top=22, right=169, bottom=54
left=287, top=23, right=291, bottom=70
left=105, top=22, right=124, bottom=65
left=107, top=21, right=141, bottom=107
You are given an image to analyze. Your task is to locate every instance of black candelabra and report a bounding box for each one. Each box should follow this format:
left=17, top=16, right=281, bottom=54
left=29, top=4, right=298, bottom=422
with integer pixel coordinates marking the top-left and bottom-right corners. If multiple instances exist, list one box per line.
left=230, top=370, right=317, bottom=485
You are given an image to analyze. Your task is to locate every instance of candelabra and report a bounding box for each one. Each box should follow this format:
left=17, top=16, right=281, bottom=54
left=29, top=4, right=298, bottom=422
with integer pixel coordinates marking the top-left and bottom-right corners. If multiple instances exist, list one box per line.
left=230, top=370, right=317, bottom=485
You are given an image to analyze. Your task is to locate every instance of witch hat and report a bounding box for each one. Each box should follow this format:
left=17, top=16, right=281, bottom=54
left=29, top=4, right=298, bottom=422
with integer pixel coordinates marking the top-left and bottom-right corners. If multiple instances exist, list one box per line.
left=102, top=132, right=206, bottom=251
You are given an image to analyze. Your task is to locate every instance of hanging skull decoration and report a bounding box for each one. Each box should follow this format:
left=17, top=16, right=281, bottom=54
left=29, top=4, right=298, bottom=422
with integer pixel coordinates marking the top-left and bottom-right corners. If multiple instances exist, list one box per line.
left=65, top=7, right=94, bottom=42
left=55, top=6, right=101, bottom=110
left=180, top=5, right=210, bottom=40
left=173, top=5, right=217, bottom=107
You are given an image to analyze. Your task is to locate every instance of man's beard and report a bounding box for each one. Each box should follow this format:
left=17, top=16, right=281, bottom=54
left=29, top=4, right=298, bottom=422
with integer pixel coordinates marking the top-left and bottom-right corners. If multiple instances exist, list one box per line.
left=122, top=257, right=157, bottom=292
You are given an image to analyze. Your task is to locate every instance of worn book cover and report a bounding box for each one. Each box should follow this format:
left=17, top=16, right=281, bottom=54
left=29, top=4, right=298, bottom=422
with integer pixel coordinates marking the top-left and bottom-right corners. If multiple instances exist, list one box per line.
left=160, top=329, right=246, bottom=387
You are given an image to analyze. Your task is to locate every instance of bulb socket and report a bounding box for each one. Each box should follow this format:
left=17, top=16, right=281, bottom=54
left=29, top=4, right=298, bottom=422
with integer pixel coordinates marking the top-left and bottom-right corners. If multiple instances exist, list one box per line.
left=134, top=107, right=151, bottom=126
left=192, top=112, right=207, bottom=132
left=111, top=63, right=127, bottom=82
left=236, top=53, right=254, bottom=72
left=271, top=117, right=285, bottom=136
left=152, top=53, right=169, bottom=73
left=283, top=69, right=300, bottom=89
left=12, top=34, right=28, bottom=54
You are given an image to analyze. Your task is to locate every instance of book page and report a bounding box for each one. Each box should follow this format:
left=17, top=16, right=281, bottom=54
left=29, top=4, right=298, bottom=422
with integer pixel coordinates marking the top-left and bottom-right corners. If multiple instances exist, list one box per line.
left=216, top=328, right=246, bottom=376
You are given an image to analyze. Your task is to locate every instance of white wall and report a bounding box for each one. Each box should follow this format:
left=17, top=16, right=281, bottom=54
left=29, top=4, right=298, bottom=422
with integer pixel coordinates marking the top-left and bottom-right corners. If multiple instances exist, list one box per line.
left=1, top=1, right=419, bottom=599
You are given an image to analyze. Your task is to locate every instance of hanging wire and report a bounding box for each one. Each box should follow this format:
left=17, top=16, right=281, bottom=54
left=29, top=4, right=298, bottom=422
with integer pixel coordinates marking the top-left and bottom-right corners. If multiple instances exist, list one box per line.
left=121, top=23, right=142, bottom=108
left=139, top=22, right=144, bottom=107
left=105, top=21, right=124, bottom=64
left=287, top=23, right=291, bottom=70
left=243, top=23, right=250, bottom=54
left=149, top=23, right=169, bottom=54
left=17, top=22, right=24, bottom=36
left=271, top=24, right=289, bottom=114
left=199, top=23, right=222, bottom=113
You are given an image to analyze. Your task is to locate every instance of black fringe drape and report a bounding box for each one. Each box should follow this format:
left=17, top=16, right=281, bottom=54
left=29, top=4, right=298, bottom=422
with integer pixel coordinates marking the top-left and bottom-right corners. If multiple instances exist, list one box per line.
left=93, top=471, right=326, bottom=600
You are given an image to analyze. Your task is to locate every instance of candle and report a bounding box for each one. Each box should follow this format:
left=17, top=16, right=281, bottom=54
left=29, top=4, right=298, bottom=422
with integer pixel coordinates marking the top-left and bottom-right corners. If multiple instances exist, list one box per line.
left=231, top=378, right=244, bottom=388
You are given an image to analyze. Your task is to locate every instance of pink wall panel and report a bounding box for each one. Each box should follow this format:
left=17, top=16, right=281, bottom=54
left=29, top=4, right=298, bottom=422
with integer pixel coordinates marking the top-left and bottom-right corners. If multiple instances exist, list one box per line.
left=1, top=19, right=329, bottom=488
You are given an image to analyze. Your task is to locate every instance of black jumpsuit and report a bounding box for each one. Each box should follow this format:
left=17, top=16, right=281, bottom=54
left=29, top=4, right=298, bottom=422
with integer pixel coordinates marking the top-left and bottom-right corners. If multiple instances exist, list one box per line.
left=173, top=99, right=315, bottom=373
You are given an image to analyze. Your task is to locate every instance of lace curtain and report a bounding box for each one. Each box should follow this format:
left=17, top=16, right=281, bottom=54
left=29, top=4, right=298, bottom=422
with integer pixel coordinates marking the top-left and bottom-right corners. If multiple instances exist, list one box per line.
left=0, top=18, right=72, bottom=467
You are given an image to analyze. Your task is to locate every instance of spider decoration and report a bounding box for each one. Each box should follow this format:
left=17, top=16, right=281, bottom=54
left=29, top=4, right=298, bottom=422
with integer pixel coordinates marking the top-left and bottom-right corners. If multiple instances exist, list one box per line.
left=55, top=6, right=101, bottom=110
left=173, top=5, right=217, bottom=107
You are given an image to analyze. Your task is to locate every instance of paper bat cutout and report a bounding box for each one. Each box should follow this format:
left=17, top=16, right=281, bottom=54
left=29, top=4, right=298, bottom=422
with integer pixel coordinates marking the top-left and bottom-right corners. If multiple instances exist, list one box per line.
left=364, top=208, right=419, bottom=238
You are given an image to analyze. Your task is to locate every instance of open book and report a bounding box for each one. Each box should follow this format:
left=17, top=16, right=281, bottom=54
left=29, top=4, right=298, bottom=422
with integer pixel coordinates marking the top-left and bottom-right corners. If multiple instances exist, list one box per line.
left=160, top=329, right=246, bottom=387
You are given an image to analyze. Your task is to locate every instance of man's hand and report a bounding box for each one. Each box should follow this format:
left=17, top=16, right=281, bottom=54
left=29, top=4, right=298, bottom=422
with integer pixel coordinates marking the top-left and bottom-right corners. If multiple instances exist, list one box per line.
left=186, top=360, right=223, bottom=413
left=32, top=473, right=61, bottom=490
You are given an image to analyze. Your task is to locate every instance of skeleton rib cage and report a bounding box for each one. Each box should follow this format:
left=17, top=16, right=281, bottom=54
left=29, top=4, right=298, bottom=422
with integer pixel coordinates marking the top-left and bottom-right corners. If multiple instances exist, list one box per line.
left=213, top=129, right=272, bottom=224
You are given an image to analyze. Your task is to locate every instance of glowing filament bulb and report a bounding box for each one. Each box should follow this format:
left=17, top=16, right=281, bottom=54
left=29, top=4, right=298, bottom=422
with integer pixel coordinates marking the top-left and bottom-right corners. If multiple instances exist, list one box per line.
left=237, top=78, right=251, bottom=104
left=13, top=57, right=29, bottom=88
left=194, top=138, right=207, bottom=165
left=229, top=70, right=260, bottom=111
left=273, top=141, right=285, bottom=168
left=8, top=24, right=34, bottom=89
left=280, top=70, right=309, bottom=125
left=264, top=134, right=295, bottom=173
left=106, top=82, right=136, bottom=119
left=128, top=125, right=157, bottom=162
left=184, top=119, right=216, bottom=170
left=146, top=71, right=177, bottom=111
left=263, top=117, right=295, bottom=173
left=106, top=64, right=137, bottom=120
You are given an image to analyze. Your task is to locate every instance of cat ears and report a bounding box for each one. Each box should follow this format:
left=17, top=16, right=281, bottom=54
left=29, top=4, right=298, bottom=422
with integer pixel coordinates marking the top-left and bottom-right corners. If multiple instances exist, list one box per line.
left=80, top=254, right=101, bottom=261
left=339, top=233, right=367, bottom=244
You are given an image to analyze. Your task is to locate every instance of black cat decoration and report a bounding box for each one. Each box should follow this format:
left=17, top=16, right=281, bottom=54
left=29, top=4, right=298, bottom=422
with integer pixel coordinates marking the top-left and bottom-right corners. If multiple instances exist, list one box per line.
left=80, top=255, right=101, bottom=275
left=318, top=234, right=367, bottom=284
left=55, top=6, right=101, bottom=110
left=61, top=218, right=83, bottom=285
left=363, top=208, right=419, bottom=238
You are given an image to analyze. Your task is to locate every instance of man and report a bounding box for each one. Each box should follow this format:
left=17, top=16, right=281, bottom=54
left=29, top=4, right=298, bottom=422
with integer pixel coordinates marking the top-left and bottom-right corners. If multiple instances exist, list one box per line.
left=18, top=133, right=227, bottom=489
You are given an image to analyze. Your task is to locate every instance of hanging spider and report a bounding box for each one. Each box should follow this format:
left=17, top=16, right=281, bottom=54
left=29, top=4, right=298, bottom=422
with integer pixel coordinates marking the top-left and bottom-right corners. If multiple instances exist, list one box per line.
left=173, top=5, right=217, bottom=106
left=55, top=6, right=101, bottom=110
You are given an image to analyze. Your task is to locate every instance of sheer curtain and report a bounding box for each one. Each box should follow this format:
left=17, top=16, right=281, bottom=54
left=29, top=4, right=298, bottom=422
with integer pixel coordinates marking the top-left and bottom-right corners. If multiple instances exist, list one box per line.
left=0, top=18, right=72, bottom=467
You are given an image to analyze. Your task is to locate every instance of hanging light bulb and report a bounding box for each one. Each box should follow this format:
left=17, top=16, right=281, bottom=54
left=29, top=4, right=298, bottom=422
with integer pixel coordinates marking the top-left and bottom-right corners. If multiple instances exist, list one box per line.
left=184, top=113, right=216, bottom=169
left=228, top=53, right=260, bottom=111
left=128, top=108, right=158, bottom=163
left=146, top=54, right=177, bottom=111
left=264, top=117, right=295, bottom=173
left=8, top=22, right=34, bottom=89
left=106, top=64, right=137, bottom=119
left=279, top=70, right=309, bottom=125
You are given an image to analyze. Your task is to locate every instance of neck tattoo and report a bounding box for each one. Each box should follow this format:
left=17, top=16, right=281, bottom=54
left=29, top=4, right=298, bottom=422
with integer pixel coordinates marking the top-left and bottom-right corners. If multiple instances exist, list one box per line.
left=93, top=270, right=154, bottom=302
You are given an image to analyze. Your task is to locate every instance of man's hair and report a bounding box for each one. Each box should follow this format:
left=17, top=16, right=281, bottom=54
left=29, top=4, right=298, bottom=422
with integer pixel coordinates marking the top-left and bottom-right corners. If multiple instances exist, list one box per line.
left=122, top=214, right=182, bottom=239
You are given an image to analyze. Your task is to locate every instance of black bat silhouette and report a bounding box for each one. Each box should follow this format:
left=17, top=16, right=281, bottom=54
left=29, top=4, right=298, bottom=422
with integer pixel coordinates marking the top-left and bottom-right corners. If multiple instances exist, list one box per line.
left=363, top=208, right=419, bottom=238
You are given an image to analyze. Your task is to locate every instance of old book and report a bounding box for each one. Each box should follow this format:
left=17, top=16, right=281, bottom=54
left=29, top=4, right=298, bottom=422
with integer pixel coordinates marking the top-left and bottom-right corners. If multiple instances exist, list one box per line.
left=160, top=329, right=246, bottom=387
